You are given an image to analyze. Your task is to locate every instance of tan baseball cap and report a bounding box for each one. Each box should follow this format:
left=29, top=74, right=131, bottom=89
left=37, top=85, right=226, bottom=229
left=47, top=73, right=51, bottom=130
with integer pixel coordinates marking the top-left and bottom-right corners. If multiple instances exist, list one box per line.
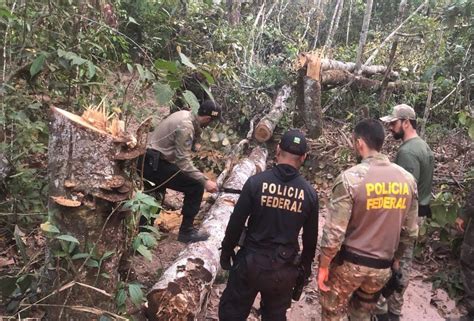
left=380, top=104, right=416, bottom=122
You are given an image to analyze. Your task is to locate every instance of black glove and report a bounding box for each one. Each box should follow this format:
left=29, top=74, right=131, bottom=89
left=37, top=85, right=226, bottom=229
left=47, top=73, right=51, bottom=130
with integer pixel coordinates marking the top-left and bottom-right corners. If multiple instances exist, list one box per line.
left=220, top=249, right=235, bottom=270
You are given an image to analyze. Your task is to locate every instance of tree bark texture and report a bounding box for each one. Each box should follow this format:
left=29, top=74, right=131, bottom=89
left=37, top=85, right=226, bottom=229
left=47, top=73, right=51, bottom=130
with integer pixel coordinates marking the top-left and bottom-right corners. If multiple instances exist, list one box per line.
left=46, top=107, right=149, bottom=319
left=227, top=0, right=241, bottom=25
left=320, top=69, right=422, bottom=92
left=254, top=85, right=292, bottom=143
left=146, top=146, right=268, bottom=321
left=320, top=58, right=399, bottom=79
left=324, top=0, right=344, bottom=52
left=296, top=75, right=323, bottom=139
left=354, top=0, right=374, bottom=72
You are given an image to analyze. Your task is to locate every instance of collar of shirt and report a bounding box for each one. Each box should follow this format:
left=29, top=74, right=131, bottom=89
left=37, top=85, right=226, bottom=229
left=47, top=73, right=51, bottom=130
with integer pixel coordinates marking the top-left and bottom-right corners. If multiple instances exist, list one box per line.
left=361, top=153, right=390, bottom=165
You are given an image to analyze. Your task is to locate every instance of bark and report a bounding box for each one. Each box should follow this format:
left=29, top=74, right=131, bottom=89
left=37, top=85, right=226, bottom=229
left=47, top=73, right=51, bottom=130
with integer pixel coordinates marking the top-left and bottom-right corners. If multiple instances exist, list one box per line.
left=311, top=0, right=323, bottom=49
left=254, top=85, right=292, bottom=143
left=320, top=58, right=399, bottom=79
left=346, top=0, right=353, bottom=46
left=46, top=107, right=150, bottom=319
left=320, top=69, right=424, bottom=92
left=296, top=76, right=323, bottom=139
left=227, top=0, right=241, bottom=25
left=354, top=0, right=374, bottom=72
left=379, top=0, right=407, bottom=104
left=324, top=0, right=344, bottom=52
left=146, top=147, right=268, bottom=321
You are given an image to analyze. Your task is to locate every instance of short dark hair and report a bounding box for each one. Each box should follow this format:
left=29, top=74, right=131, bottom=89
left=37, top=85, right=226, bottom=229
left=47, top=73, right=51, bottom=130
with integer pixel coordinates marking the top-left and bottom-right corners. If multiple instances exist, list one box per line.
left=408, top=119, right=417, bottom=129
left=354, top=119, right=385, bottom=152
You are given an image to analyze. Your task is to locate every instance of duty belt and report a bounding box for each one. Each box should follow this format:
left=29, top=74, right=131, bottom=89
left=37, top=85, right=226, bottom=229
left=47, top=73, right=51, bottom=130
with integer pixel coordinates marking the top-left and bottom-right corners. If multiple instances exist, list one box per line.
left=340, top=247, right=392, bottom=269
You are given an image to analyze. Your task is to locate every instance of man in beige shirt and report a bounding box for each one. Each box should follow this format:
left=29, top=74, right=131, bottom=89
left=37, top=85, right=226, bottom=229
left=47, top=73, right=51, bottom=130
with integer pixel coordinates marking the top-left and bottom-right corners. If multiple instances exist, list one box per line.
left=141, top=100, right=223, bottom=243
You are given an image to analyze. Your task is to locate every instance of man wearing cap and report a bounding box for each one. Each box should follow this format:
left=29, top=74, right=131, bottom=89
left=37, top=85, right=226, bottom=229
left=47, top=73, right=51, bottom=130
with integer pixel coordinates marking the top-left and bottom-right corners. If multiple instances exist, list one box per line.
left=318, top=119, right=418, bottom=321
left=140, top=100, right=223, bottom=243
left=376, top=104, right=434, bottom=320
left=218, top=129, right=319, bottom=321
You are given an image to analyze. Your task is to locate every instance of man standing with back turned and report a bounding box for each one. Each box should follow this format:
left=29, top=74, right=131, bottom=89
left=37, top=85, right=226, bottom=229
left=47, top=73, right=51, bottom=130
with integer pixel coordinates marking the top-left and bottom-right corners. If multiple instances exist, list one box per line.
left=318, top=119, right=418, bottom=321
left=219, top=130, right=319, bottom=321
left=376, top=104, right=434, bottom=320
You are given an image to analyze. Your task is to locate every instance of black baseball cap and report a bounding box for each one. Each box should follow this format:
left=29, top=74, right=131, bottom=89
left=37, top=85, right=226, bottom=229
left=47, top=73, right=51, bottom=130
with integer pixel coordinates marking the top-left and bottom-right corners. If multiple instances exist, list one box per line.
left=198, top=100, right=225, bottom=123
left=279, top=129, right=308, bottom=156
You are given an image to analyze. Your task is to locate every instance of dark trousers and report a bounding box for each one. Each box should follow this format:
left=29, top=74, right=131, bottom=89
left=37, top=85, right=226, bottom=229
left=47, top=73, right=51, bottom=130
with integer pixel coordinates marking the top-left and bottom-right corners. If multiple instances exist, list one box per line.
left=139, top=150, right=204, bottom=230
left=219, top=249, right=298, bottom=321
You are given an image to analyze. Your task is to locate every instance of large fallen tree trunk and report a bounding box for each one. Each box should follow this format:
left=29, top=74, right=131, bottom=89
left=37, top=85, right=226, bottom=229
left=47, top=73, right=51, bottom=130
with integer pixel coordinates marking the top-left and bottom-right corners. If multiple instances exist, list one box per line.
left=254, top=85, right=292, bottom=143
left=146, top=146, right=268, bottom=321
left=321, top=69, right=424, bottom=92
left=298, top=54, right=400, bottom=80
left=46, top=106, right=149, bottom=320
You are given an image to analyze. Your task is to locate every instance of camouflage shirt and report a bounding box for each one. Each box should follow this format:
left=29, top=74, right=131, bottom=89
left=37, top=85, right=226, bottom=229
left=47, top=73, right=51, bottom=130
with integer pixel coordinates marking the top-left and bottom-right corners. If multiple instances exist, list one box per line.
left=320, top=153, right=418, bottom=267
left=146, top=110, right=207, bottom=184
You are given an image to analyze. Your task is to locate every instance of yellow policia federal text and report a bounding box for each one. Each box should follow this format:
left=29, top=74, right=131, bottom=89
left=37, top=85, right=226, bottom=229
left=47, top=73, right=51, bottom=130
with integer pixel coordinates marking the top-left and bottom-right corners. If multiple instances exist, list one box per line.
left=365, top=182, right=410, bottom=210
left=260, top=183, right=305, bottom=213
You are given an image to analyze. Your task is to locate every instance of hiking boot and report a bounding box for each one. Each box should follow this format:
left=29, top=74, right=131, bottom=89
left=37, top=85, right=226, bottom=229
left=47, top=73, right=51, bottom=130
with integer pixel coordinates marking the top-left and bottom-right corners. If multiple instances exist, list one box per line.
left=177, top=228, right=209, bottom=243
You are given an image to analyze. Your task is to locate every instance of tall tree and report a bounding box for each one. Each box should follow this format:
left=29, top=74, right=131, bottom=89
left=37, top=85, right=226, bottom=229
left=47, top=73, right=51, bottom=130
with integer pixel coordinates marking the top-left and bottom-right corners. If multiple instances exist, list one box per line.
left=227, top=0, right=241, bottom=25
left=354, top=0, right=374, bottom=73
left=324, top=0, right=344, bottom=52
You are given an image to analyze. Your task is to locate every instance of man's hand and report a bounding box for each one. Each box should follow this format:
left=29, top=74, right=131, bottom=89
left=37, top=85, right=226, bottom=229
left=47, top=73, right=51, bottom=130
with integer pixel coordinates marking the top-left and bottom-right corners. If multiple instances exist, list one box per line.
left=220, top=249, right=235, bottom=270
left=455, top=217, right=465, bottom=233
left=205, top=180, right=218, bottom=193
left=317, top=267, right=330, bottom=292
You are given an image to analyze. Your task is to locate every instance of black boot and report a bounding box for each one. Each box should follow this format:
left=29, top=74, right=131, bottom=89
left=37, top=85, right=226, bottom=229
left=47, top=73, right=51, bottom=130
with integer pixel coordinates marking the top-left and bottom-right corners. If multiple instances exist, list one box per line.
left=375, top=312, right=400, bottom=321
left=178, top=227, right=209, bottom=243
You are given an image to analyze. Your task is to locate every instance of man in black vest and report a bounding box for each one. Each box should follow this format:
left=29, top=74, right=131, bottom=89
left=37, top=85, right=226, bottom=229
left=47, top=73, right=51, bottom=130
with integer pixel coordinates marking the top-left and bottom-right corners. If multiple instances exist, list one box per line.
left=218, top=130, right=319, bottom=321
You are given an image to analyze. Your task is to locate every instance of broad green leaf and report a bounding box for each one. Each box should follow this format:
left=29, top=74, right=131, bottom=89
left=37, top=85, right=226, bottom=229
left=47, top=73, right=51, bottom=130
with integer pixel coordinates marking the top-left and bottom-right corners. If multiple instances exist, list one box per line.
left=87, top=61, right=96, bottom=79
left=71, top=54, right=87, bottom=66
left=141, top=225, right=160, bottom=236
left=30, top=54, right=46, bottom=77
left=198, top=82, right=215, bottom=102
left=469, top=123, right=474, bottom=140
left=179, top=52, right=196, bottom=69
left=154, top=82, right=174, bottom=106
left=85, top=259, right=99, bottom=268
left=56, top=234, right=79, bottom=244
left=71, top=253, right=90, bottom=260
left=136, top=64, right=145, bottom=80
left=182, top=90, right=200, bottom=113
left=115, top=288, right=127, bottom=307
left=101, top=251, right=115, bottom=261
left=101, top=272, right=111, bottom=279
left=458, top=111, right=467, bottom=125
left=138, top=232, right=157, bottom=248
left=128, top=283, right=144, bottom=307
left=154, top=59, right=179, bottom=74
left=136, top=245, right=152, bottom=261
left=200, top=70, right=215, bottom=85
left=40, top=222, right=60, bottom=234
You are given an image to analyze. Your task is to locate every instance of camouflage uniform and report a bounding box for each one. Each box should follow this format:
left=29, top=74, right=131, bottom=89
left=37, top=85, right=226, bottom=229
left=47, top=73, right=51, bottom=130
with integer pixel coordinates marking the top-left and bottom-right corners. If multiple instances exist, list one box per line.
left=320, top=153, right=418, bottom=321
left=460, top=187, right=474, bottom=314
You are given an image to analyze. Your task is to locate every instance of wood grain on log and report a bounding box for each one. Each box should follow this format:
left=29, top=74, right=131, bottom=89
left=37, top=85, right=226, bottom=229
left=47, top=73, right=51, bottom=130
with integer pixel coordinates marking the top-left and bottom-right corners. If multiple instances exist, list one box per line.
left=254, top=86, right=292, bottom=143
left=146, top=147, right=268, bottom=321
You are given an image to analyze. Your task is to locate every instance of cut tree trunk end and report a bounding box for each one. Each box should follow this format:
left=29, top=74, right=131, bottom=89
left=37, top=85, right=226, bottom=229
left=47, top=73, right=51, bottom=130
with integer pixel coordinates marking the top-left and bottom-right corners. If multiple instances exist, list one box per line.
left=146, top=146, right=268, bottom=321
left=303, top=77, right=323, bottom=138
left=254, top=85, right=292, bottom=143
left=46, top=107, right=149, bottom=319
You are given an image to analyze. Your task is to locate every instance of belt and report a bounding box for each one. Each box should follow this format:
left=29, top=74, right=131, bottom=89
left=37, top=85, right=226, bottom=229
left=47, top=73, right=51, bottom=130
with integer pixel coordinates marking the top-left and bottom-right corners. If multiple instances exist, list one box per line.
left=340, top=247, right=392, bottom=269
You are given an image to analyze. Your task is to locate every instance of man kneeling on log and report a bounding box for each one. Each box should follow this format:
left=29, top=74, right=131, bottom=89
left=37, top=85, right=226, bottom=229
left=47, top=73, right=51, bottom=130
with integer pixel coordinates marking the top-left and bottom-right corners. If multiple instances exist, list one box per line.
left=219, top=130, right=319, bottom=321
left=139, top=100, right=223, bottom=243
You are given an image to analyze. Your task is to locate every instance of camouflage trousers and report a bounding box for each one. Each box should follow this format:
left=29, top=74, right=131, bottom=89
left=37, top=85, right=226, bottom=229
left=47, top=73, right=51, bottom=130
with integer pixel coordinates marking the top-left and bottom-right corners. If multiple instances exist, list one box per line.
left=320, top=260, right=391, bottom=321
left=373, top=240, right=414, bottom=315
left=461, top=218, right=474, bottom=313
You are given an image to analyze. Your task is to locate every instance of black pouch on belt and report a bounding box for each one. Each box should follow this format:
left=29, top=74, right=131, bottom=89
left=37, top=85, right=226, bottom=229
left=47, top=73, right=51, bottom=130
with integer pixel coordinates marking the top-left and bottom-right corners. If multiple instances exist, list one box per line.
left=147, top=149, right=161, bottom=171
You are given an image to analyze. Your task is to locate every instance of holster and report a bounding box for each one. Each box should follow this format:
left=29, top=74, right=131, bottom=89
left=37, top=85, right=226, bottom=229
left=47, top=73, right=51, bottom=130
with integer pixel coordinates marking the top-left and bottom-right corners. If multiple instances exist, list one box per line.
left=147, top=149, right=161, bottom=171
left=381, top=268, right=403, bottom=298
left=292, top=264, right=306, bottom=301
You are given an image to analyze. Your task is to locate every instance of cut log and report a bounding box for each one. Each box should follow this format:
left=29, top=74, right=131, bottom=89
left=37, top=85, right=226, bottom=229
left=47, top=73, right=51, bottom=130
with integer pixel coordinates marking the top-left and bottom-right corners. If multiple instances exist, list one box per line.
left=320, top=69, right=424, bottom=92
left=146, top=146, right=268, bottom=321
left=298, top=54, right=400, bottom=79
left=254, top=85, right=292, bottom=143
left=46, top=106, right=149, bottom=319
left=302, top=77, right=323, bottom=138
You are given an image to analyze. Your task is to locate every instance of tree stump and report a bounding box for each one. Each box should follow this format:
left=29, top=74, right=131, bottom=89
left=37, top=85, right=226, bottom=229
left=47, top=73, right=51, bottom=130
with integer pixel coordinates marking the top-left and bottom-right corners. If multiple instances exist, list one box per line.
left=146, top=146, right=268, bottom=321
left=46, top=107, right=149, bottom=320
